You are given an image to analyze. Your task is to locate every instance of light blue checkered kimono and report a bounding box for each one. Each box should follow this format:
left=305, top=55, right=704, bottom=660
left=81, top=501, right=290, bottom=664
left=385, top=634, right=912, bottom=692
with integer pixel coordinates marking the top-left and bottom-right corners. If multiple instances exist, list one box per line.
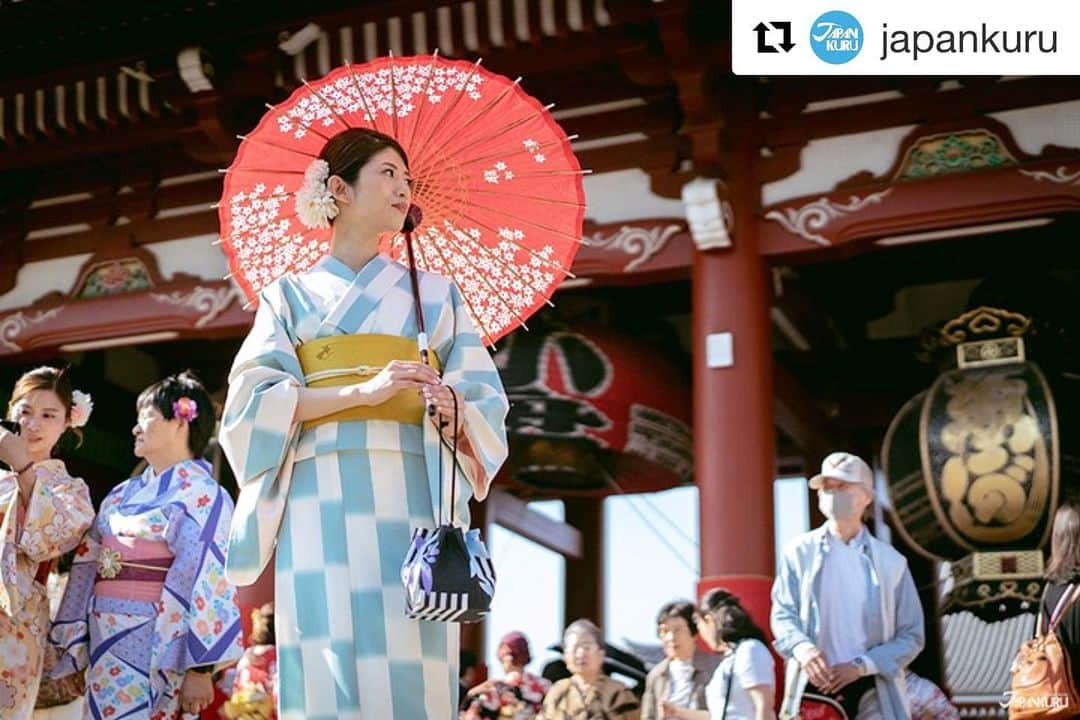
left=220, top=254, right=509, bottom=720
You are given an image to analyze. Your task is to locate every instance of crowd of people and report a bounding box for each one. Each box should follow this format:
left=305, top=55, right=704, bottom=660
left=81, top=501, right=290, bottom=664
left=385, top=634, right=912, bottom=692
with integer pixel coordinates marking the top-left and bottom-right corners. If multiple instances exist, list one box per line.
left=1, top=122, right=1079, bottom=720
left=1, top=361, right=1078, bottom=719
left=447, top=452, right=961, bottom=720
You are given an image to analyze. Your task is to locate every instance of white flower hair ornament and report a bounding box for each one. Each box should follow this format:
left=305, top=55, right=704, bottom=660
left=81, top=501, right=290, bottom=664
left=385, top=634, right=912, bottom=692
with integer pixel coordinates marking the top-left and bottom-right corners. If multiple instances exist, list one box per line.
left=69, top=390, right=93, bottom=428
left=295, top=158, right=340, bottom=230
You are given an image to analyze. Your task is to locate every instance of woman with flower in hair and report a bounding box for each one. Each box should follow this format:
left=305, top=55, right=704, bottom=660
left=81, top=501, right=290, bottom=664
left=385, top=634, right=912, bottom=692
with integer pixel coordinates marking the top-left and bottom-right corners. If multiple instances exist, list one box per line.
left=0, top=366, right=94, bottom=719
left=0, top=369, right=93, bottom=716
left=50, top=371, right=243, bottom=720
left=220, top=127, right=508, bottom=719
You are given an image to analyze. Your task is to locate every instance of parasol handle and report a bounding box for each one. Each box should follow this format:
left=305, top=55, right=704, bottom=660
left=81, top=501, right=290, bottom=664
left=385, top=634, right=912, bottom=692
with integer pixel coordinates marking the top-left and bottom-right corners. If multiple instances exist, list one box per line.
left=403, top=204, right=436, bottom=418
left=403, top=208, right=461, bottom=526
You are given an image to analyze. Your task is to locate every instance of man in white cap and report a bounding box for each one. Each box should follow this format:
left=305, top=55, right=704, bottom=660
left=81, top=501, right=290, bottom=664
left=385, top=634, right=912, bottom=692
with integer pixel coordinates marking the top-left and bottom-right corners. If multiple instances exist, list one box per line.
left=770, top=452, right=925, bottom=719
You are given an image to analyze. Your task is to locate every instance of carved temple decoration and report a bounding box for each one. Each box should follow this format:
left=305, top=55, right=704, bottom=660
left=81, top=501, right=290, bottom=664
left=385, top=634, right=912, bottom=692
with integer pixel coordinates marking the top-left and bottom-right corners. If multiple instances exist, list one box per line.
left=574, top=218, right=692, bottom=279
left=582, top=222, right=683, bottom=271
left=75, top=258, right=156, bottom=298
left=0, top=239, right=250, bottom=358
left=0, top=308, right=65, bottom=353
left=149, top=285, right=239, bottom=328
left=764, top=189, right=893, bottom=247
left=681, top=178, right=732, bottom=250
left=0, top=279, right=250, bottom=358
left=895, top=130, right=1018, bottom=181
left=1019, top=165, right=1080, bottom=185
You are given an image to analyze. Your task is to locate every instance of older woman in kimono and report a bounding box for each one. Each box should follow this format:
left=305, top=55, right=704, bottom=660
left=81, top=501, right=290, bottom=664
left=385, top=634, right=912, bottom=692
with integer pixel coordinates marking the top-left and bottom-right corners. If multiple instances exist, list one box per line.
left=50, top=371, right=243, bottom=719
left=220, top=127, right=509, bottom=720
left=0, top=366, right=94, bottom=719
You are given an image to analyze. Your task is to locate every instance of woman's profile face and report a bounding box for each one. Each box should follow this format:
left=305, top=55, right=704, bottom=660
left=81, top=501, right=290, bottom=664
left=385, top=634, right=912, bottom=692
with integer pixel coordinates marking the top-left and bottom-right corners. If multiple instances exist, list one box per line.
left=132, top=403, right=184, bottom=461
left=337, top=147, right=413, bottom=233
left=695, top=611, right=721, bottom=652
left=10, top=389, right=68, bottom=457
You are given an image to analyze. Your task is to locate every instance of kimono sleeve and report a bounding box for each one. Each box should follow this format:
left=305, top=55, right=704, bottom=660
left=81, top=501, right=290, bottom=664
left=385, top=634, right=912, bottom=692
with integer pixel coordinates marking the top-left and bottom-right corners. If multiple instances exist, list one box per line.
left=154, top=481, right=243, bottom=674
left=220, top=286, right=304, bottom=489
left=221, top=286, right=304, bottom=584
left=0, top=461, right=93, bottom=619
left=436, top=283, right=509, bottom=502
left=48, top=524, right=102, bottom=678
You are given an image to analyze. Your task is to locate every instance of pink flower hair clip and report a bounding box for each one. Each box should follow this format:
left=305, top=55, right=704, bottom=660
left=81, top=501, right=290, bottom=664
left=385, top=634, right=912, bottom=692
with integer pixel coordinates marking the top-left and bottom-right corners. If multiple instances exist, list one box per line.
left=172, top=397, right=199, bottom=424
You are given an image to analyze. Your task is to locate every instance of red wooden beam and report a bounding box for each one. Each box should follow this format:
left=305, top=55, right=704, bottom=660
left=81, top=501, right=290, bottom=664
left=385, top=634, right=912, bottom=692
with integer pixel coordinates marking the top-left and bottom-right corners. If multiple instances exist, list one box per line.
left=762, top=78, right=1080, bottom=147
left=0, top=278, right=251, bottom=358
left=558, top=96, right=679, bottom=142
left=24, top=212, right=220, bottom=263
left=0, top=114, right=195, bottom=172
left=575, top=134, right=684, bottom=175
left=759, top=157, right=1080, bottom=259
left=773, top=363, right=835, bottom=459
left=488, top=488, right=583, bottom=559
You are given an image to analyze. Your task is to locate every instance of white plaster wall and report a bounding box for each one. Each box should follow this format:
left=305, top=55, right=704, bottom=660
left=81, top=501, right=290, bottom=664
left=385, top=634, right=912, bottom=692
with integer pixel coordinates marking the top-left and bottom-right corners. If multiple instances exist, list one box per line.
left=0, top=254, right=93, bottom=311
left=0, top=234, right=226, bottom=313
left=582, top=168, right=685, bottom=224
left=991, top=99, right=1080, bottom=155
left=763, top=99, right=1080, bottom=207
left=762, top=125, right=917, bottom=206
left=144, top=234, right=228, bottom=282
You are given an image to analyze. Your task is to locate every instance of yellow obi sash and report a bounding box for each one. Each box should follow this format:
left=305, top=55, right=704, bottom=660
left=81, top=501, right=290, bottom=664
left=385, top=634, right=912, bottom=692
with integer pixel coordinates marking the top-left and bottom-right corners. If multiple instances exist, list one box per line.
left=297, top=334, right=442, bottom=430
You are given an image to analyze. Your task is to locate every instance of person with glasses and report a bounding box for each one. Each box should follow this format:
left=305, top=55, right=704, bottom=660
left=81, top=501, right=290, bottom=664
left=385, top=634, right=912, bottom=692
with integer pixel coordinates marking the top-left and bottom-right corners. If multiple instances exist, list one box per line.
left=662, top=589, right=776, bottom=720
left=542, top=619, right=640, bottom=720
left=641, top=600, right=720, bottom=720
left=50, top=372, right=243, bottom=719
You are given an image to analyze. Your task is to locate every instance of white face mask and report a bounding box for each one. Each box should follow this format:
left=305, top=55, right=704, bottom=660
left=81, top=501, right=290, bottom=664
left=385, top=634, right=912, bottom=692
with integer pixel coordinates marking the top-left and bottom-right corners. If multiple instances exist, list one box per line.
left=818, top=487, right=861, bottom=521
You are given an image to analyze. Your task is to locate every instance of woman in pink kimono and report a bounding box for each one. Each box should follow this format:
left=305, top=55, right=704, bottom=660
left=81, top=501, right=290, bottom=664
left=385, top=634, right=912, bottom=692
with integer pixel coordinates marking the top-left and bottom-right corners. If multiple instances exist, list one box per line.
left=0, top=366, right=94, bottom=719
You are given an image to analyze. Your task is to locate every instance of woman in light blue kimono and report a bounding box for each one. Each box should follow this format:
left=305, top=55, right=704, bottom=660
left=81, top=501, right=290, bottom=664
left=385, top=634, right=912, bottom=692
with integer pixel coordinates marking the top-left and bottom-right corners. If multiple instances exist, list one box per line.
left=220, top=127, right=509, bottom=720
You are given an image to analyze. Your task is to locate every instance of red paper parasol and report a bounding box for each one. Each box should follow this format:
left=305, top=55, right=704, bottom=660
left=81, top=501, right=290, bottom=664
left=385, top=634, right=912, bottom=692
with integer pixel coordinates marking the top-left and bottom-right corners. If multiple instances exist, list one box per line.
left=218, top=53, right=587, bottom=345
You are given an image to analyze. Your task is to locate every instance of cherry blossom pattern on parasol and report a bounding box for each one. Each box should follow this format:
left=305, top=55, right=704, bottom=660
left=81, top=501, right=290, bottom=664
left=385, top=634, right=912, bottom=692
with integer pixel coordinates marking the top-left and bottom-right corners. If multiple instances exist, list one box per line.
left=217, top=52, right=588, bottom=345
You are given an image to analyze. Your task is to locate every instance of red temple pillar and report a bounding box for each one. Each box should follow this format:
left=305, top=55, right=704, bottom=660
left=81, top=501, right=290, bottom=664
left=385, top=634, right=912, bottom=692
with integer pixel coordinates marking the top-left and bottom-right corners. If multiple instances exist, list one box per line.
left=564, top=497, right=605, bottom=629
left=687, top=169, right=776, bottom=633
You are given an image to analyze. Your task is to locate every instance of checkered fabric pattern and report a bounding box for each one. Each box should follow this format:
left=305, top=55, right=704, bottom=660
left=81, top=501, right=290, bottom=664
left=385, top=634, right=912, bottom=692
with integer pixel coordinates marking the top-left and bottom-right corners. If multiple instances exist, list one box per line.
left=221, top=255, right=509, bottom=719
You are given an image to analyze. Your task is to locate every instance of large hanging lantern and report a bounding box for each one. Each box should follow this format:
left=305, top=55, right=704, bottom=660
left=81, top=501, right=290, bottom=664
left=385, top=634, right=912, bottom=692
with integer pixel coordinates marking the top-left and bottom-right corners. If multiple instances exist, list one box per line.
left=883, top=307, right=1060, bottom=615
left=493, top=325, right=692, bottom=496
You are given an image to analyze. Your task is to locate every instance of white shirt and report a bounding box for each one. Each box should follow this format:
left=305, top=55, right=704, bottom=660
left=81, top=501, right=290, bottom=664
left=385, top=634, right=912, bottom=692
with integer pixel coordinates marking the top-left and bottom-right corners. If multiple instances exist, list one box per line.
left=795, top=526, right=878, bottom=676
left=704, top=639, right=775, bottom=720
left=668, top=658, right=697, bottom=708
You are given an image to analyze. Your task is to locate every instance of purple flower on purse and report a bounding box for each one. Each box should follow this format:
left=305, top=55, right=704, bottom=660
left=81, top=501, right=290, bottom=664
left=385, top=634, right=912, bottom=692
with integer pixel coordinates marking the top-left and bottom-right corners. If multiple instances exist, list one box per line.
left=405, top=532, right=441, bottom=595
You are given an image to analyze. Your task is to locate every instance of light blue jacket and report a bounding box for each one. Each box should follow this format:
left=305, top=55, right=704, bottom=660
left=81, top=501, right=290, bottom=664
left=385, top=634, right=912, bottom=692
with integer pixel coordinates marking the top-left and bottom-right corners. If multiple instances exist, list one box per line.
left=769, top=525, right=925, bottom=719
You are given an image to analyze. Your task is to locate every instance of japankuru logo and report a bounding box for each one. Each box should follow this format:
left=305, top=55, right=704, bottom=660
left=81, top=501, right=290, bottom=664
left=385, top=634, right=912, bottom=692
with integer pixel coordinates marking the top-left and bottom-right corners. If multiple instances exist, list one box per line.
left=810, top=10, right=863, bottom=64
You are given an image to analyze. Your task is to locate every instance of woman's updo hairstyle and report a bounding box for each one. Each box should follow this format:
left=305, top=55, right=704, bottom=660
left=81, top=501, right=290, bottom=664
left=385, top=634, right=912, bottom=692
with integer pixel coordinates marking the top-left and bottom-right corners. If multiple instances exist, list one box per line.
left=320, top=128, right=409, bottom=187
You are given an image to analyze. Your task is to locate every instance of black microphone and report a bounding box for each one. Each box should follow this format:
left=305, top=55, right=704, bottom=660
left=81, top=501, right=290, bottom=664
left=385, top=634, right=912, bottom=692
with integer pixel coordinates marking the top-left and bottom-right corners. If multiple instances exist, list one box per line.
left=402, top=203, right=423, bottom=233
